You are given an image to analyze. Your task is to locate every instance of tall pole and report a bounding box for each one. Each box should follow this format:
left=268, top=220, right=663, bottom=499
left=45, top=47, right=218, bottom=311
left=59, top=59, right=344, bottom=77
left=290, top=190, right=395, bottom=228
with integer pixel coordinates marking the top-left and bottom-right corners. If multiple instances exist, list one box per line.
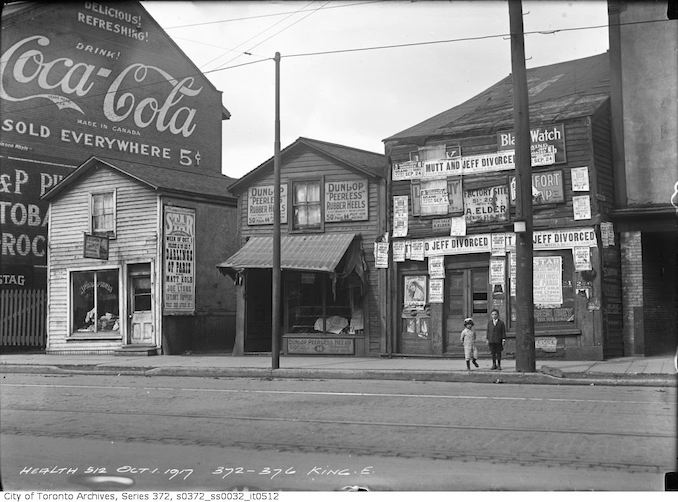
left=509, top=0, right=536, bottom=372
left=272, top=52, right=281, bottom=370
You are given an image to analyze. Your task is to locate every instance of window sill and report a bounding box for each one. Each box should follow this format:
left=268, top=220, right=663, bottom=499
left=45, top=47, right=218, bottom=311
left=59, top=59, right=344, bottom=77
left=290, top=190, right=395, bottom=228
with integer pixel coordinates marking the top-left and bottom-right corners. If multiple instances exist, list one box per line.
left=68, top=332, right=122, bottom=341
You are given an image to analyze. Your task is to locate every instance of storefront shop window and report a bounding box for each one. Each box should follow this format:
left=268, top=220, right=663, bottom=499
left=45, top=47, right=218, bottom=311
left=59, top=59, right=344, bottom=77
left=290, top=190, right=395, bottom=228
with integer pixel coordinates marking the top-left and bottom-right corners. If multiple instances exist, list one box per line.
left=91, top=191, right=116, bottom=238
left=293, top=181, right=321, bottom=230
left=71, top=269, right=120, bottom=334
left=285, top=271, right=360, bottom=334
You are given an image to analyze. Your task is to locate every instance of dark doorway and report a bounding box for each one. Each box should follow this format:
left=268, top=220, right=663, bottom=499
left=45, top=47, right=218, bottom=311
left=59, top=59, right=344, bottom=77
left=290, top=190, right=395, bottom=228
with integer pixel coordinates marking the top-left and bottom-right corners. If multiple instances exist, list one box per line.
left=245, top=269, right=272, bottom=352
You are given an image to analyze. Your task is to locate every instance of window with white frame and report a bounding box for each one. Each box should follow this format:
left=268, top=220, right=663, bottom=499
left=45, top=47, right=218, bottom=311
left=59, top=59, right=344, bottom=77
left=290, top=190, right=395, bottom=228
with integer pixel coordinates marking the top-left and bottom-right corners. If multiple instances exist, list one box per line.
left=91, top=191, right=116, bottom=237
left=71, top=269, right=120, bottom=334
left=292, top=181, right=321, bottom=230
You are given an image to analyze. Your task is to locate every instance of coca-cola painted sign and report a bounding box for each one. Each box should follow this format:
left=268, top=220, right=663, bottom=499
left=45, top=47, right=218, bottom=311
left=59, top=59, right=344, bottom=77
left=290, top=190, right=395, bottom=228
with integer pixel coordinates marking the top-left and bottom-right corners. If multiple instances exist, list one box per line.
left=0, top=2, right=223, bottom=173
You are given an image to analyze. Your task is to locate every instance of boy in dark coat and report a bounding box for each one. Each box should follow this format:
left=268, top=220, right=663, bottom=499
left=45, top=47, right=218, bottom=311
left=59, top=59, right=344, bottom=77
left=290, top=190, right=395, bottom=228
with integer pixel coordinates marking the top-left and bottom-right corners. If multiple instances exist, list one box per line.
left=486, top=309, right=506, bottom=370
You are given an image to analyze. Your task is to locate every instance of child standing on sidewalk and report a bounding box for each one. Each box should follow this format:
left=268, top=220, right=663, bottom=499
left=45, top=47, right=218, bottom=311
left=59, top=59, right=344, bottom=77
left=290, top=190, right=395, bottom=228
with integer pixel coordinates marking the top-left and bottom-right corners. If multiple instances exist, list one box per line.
left=460, top=318, right=479, bottom=370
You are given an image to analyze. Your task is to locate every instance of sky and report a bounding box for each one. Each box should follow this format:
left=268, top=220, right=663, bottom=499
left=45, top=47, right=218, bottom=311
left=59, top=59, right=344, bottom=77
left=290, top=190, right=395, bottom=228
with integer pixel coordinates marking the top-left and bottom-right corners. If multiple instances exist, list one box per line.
left=141, top=1, right=610, bottom=180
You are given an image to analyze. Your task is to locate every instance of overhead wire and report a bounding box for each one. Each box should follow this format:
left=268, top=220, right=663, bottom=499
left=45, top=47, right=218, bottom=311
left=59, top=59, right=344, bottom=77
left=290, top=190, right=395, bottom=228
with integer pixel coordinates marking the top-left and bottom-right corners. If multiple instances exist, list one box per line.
left=210, top=0, right=331, bottom=72
left=162, top=0, right=385, bottom=29
left=199, top=0, right=317, bottom=71
left=2, top=17, right=672, bottom=116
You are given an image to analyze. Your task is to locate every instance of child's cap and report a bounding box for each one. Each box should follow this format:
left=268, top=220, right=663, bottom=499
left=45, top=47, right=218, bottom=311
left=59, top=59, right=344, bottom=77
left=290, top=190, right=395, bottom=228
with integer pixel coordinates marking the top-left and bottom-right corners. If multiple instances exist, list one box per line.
left=464, top=317, right=474, bottom=326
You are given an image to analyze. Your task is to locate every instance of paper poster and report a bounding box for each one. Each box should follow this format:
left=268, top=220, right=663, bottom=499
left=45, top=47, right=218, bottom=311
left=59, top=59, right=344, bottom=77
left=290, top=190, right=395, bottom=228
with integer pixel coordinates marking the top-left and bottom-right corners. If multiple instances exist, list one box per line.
left=410, top=240, right=425, bottom=261
left=164, top=206, right=196, bottom=314
left=449, top=215, right=466, bottom=236
left=490, top=257, right=505, bottom=286
left=601, top=222, right=615, bottom=248
left=509, top=252, right=517, bottom=296
left=393, top=241, right=406, bottom=262
left=571, top=166, right=590, bottom=192
left=573, top=246, right=592, bottom=271
left=393, top=195, right=409, bottom=237
left=420, top=179, right=449, bottom=215
left=429, top=278, right=444, bottom=303
left=392, top=160, right=423, bottom=181
left=533, top=256, right=563, bottom=307
left=404, top=276, right=427, bottom=306
left=374, top=242, right=389, bottom=268
left=573, top=195, right=592, bottom=220
left=464, top=185, right=509, bottom=224
left=491, top=233, right=506, bottom=256
left=428, top=256, right=445, bottom=279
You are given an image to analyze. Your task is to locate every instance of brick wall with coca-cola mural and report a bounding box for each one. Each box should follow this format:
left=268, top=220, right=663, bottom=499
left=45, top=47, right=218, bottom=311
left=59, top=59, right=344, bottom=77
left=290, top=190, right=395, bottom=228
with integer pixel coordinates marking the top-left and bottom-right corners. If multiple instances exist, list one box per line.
left=1, top=1, right=226, bottom=290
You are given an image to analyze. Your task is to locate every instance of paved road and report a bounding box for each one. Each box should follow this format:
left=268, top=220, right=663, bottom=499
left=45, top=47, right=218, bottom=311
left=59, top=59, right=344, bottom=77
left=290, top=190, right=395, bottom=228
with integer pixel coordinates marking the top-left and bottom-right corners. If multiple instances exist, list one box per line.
left=1, top=373, right=675, bottom=490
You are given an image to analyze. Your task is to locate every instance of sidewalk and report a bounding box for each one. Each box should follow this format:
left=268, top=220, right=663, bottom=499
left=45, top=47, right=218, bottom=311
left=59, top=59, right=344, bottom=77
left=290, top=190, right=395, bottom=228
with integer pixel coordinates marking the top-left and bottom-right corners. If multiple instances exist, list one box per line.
left=1, top=352, right=676, bottom=387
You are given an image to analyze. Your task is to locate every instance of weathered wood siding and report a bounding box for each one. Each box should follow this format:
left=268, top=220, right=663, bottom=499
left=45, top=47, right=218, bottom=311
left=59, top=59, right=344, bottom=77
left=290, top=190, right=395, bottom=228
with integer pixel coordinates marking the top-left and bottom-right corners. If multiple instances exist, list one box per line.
left=47, top=168, right=158, bottom=354
left=235, top=149, right=385, bottom=354
left=161, top=195, right=239, bottom=353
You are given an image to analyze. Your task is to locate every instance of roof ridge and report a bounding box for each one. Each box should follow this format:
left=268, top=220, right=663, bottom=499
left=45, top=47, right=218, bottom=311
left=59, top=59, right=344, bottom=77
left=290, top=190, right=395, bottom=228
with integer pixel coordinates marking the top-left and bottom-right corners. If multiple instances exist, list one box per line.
left=94, top=156, right=237, bottom=182
left=299, top=137, right=384, bottom=157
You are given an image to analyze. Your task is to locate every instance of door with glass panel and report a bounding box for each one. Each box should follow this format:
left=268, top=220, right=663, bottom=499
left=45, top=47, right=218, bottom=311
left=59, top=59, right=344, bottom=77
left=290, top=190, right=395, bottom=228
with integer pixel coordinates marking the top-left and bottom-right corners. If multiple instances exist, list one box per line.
left=128, top=264, right=154, bottom=345
left=445, top=267, right=489, bottom=352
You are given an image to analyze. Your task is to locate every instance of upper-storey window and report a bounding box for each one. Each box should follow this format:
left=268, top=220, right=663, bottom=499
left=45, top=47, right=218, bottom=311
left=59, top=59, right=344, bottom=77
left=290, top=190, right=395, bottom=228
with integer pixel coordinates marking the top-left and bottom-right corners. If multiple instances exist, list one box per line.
left=293, top=181, right=321, bottom=231
left=91, top=191, right=116, bottom=238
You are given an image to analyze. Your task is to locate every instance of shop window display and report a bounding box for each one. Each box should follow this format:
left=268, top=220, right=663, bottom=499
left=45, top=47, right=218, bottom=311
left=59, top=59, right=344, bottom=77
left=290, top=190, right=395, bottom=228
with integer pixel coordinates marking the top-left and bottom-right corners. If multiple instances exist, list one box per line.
left=72, top=270, right=120, bottom=334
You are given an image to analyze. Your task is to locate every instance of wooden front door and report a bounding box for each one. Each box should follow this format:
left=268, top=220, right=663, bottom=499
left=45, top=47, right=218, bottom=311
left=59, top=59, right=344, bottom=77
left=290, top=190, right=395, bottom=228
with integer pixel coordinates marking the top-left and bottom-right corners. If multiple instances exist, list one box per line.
left=445, top=267, right=489, bottom=353
left=128, top=265, right=154, bottom=345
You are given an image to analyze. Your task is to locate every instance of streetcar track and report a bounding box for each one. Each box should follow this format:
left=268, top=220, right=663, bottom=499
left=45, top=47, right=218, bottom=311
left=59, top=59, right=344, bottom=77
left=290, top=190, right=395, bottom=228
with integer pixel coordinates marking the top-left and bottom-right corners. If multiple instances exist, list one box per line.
left=3, top=405, right=674, bottom=439
left=1, top=382, right=671, bottom=406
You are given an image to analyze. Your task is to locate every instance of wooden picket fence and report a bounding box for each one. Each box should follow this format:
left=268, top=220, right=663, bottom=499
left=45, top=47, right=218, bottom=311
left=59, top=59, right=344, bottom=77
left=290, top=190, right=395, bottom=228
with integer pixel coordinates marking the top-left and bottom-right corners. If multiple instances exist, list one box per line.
left=1, top=289, right=47, bottom=347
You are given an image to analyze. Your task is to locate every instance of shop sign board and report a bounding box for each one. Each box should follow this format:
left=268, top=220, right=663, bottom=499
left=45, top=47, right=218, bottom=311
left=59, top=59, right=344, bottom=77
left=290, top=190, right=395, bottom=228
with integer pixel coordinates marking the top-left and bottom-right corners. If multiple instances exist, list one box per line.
left=83, top=233, right=109, bottom=260
left=497, top=124, right=567, bottom=166
left=510, top=170, right=564, bottom=205
left=287, top=337, right=354, bottom=354
left=324, top=179, right=368, bottom=222
left=247, top=184, right=287, bottom=225
left=163, top=206, right=195, bottom=314
left=0, top=2, right=222, bottom=173
left=464, top=185, right=509, bottom=224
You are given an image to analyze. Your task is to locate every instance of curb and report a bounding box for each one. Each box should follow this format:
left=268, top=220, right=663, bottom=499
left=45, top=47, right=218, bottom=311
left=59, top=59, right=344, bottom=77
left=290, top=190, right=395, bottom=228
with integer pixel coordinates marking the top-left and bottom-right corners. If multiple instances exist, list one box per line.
left=1, top=363, right=676, bottom=387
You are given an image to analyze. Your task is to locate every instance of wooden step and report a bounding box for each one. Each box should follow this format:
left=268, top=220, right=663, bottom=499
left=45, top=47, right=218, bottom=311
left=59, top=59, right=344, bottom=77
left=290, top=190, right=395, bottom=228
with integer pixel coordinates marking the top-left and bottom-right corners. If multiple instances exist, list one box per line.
left=114, top=345, right=158, bottom=356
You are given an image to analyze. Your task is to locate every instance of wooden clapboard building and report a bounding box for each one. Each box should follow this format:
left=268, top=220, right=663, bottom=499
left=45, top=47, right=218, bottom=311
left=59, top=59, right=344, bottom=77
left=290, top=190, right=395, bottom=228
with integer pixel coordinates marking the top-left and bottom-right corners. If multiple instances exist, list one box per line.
left=218, top=138, right=387, bottom=356
left=383, top=53, right=622, bottom=360
left=0, top=2, right=238, bottom=354
left=42, top=157, right=237, bottom=355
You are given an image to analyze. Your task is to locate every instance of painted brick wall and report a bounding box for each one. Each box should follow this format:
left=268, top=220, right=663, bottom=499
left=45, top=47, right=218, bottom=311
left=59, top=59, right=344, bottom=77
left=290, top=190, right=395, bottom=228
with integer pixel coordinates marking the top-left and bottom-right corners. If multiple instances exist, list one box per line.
left=620, top=231, right=643, bottom=354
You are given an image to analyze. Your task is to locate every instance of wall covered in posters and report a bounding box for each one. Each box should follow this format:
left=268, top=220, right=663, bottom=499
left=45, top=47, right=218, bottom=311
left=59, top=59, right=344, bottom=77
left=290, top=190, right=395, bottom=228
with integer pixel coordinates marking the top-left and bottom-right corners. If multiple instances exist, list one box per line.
left=163, top=206, right=195, bottom=314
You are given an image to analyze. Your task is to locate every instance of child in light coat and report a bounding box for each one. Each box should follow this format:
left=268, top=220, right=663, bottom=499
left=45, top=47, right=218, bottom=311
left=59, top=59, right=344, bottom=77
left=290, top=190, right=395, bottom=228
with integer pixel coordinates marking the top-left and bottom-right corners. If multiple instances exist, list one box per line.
left=460, top=318, right=479, bottom=370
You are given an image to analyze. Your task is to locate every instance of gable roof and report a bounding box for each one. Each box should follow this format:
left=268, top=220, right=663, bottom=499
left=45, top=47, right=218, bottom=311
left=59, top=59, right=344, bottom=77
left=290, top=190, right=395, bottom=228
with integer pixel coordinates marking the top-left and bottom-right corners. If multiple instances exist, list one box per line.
left=385, top=52, right=610, bottom=143
left=228, top=137, right=386, bottom=194
left=42, top=156, right=237, bottom=205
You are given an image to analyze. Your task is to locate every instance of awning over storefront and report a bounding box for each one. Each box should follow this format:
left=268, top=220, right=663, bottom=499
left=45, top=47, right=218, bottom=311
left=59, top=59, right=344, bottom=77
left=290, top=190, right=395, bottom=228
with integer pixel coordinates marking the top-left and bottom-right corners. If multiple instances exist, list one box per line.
left=217, top=233, right=365, bottom=279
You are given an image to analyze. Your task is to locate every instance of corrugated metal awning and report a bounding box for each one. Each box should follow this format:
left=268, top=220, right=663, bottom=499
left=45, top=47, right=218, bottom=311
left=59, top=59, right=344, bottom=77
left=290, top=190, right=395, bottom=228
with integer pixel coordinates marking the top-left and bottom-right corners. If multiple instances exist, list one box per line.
left=217, top=233, right=357, bottom=274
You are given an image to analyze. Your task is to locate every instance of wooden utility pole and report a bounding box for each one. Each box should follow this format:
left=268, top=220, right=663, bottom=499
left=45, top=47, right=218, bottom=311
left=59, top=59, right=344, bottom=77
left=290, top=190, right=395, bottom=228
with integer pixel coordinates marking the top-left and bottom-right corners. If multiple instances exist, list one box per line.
left=272, top=52, right=281, bottom=370
left=509, top=0, right=536, bottom=372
